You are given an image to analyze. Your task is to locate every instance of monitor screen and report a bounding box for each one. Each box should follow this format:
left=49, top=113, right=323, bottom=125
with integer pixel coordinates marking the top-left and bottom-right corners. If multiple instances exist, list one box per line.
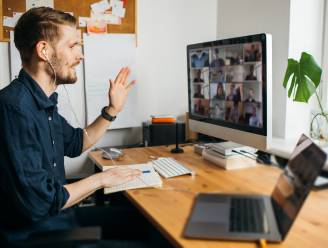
left=187, top=34, right=272, bottom=150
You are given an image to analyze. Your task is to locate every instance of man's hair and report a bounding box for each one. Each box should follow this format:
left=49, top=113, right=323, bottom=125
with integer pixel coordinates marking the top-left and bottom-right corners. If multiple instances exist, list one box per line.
left=14, top=7, right=77, bottom=64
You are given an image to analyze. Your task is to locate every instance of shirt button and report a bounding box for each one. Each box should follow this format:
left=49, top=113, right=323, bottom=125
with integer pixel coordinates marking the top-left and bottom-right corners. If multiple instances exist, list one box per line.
left=53, top=162, right=56, bottom=167
left=48, top=116, right=52, bottom=121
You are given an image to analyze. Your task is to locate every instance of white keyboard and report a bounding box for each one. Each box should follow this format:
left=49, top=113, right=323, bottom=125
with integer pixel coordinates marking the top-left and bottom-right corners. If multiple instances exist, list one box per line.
left=151, top=157, right=195, bottom=178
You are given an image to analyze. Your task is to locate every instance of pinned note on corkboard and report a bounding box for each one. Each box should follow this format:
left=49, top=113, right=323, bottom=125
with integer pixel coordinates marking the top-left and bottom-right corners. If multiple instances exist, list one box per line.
left=0, top=0, right=136, bottom=41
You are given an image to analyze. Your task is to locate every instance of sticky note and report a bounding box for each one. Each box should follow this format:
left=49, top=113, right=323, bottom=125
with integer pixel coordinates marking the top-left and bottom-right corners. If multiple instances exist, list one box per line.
left=87, top=18, right=107, bottom=34
left=26, top=0, right=54, bottom=10
left=104, top=14, right=122, bottom=25
left=112, top=6, right=126, bottom=18
left=3, top=16, right=15, bottom=27
left=91, top=0, right=110, bottom=13
left=109, top=0, right=123, bottom=9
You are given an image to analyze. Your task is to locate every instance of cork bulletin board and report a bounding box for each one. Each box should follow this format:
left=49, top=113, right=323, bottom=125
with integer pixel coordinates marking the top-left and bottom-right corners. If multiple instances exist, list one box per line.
left=0, top=0, right=136, bottom=41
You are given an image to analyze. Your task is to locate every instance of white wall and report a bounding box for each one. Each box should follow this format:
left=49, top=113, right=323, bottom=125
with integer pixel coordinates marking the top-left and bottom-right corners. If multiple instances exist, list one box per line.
left=0, top=43, right=10, bottom=88
left=217, top=0, right=325, bottom=140
left=217, top=0, right=291, bottom=138
left=0, top=0, right=218, bottom=177
left=285, top=0, right=325, bottom=138
left=136, top=0, right=217, bottom=121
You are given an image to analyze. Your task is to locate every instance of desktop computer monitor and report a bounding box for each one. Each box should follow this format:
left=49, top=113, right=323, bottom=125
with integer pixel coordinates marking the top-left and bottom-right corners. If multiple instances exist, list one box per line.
left=187, top=33, right=272, bottom=151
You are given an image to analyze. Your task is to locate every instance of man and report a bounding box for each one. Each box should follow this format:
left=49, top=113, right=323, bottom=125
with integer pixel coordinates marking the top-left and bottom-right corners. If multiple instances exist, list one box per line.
left=210, top=48, right=225, bottom=67
left=0, top=7, right=145, bottom=246
left=193, top=69, right=204, bottom=83
left=191, top=50, right=209, bottom=67
left=228, top=101, right=240, bottom=123
left=243, top=88, right=256, bottom=124
left=193, top=84, right=204, bottom=98
left=245, top=43, right=261, bottom=62
left=245, top=65, right=257, bottom=81
left=249, top=105, right=261, bottom=127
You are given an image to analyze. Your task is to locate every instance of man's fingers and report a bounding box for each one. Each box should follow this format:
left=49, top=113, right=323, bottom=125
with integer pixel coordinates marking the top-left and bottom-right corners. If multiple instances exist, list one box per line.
left=125, top=80, right=136, bottom=92
left=116, top=67, right=126, bottom=81
left=120, top=67, right=130, bottom=86
left=115, top=67, right=129, bottom=85
left=109, top=167, right=141, bottom=177
left=109, top=79, right=114, bottom=88
left=122, top=169, right=141, bottom=177
left=121, top=174, right=139, bottom=184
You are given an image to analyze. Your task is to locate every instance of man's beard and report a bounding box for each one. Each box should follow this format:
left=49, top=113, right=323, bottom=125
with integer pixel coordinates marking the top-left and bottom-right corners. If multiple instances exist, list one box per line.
left=46, top=54, right=78, bottom=85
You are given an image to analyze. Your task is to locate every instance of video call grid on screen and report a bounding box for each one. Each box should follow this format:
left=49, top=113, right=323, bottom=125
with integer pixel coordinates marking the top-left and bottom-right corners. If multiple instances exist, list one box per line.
left=187, top=34, right=267, bottom=135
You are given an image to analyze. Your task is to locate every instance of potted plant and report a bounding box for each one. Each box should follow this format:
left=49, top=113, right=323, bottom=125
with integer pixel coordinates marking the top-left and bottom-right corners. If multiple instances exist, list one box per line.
left=283, top=52, right=328, bottom=141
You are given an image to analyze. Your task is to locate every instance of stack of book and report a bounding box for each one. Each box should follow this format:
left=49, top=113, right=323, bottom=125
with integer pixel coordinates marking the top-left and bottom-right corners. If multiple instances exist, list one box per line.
left=201, top=142, right=257, bottom=170
left=151, top=115, right=176, bottom=124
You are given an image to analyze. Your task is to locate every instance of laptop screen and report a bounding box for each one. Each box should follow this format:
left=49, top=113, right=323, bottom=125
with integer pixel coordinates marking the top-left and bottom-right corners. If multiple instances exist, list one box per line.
left=271, top=134, right=327, bottom=238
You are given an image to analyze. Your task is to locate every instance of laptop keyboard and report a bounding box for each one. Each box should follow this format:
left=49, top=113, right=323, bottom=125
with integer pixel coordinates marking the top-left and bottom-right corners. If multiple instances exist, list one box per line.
left=229, top=197, right=268, bottom=233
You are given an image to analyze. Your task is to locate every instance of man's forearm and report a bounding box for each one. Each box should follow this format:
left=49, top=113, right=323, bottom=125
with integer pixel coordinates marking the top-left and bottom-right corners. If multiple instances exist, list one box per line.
left=62, top=166, right=140, bottom=209
left=62, top=173, right=103, bottom=209
left=82, top=107, right=118, bottom=151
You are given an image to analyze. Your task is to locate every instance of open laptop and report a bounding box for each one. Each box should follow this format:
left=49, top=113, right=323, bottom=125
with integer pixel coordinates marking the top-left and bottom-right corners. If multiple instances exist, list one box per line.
left=183, top=134, right=327, bottom=242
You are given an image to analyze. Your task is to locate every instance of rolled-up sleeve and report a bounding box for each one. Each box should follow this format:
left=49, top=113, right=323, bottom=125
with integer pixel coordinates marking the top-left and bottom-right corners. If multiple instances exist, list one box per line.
left=1, top=105, right=69, bottom=222
left=59, top=115, right=83, bottom=158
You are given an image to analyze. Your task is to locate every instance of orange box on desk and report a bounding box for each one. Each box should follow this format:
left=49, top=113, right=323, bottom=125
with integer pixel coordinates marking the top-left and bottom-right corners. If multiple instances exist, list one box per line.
left=151, top=117, right=176, bottom=123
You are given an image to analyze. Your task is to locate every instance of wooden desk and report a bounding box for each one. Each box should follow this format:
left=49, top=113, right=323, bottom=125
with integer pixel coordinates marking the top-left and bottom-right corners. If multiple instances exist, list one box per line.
left=88, top=145, right=328, bottom=248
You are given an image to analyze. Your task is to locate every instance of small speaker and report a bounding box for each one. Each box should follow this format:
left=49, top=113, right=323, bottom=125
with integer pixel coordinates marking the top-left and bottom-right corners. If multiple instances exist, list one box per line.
left=142, top=122, right=185, bottom=146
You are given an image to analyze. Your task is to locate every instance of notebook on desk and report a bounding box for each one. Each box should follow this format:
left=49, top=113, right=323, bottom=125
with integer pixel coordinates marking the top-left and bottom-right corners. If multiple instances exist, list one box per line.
left=103, top=163, right=162, bottom=194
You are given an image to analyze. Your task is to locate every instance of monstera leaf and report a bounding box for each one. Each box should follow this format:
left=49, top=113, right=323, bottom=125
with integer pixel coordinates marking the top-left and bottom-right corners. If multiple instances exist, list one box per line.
left=283, top=52, right=322, bottom=102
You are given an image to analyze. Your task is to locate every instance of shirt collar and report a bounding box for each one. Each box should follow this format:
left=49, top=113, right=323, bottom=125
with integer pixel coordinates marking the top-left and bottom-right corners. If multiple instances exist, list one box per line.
left=18, top=69, right=58, bottom=110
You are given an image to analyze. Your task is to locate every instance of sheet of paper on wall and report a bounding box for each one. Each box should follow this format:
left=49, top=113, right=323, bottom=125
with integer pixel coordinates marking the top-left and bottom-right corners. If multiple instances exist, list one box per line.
left=13, top=12, right=23, bottom=22
left=83, top=34, right=139, bottom=129
left=3, top=12, right=23, bottom=27
left=109, top=0, right=125, bottom=18
left=25, top=0, right=54, bottom=10
left=104, top=14, right=122, bottom=25
left=3, top=16, right=15, bottom=27
left=90, top=11, right=121, bottom=26
left=90, top=0, right=110, bottom=13
left=87, top=18, right=107, bottom=34
left=79, top=17, right=89, bottom=27
left=109, top=0, right=124, bottom=9
left=112, top=6, right=126, bottom=18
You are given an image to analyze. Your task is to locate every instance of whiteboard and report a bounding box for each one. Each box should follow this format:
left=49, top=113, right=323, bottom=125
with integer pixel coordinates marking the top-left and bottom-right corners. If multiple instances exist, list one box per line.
left=83, top=33, right=140, bottom=129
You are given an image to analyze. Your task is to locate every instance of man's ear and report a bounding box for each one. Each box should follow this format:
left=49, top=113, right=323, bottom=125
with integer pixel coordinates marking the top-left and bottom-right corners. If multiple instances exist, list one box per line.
left=36, top=41, right=48, bottom=61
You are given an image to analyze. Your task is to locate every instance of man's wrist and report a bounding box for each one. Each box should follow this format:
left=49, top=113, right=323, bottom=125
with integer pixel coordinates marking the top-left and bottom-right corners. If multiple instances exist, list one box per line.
left=101, top=106, right=117, bottom=122
left=105, top=106, right=118, bottom=117
left=96, top=172, right=105, bottom=189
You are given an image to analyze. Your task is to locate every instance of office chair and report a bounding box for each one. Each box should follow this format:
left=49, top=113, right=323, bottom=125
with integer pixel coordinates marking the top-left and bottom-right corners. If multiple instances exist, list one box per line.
left=0, top=178, right=102, bottom=248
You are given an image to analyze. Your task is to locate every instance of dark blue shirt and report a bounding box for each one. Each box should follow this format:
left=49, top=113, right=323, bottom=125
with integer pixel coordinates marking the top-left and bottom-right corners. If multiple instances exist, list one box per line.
left=0, top=69, right=83, bottom=241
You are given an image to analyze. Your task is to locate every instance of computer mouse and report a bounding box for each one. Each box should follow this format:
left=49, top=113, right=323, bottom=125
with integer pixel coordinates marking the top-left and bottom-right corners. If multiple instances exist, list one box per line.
left=101, top=148, right=124, bottom=160
left=110, top=148, right=122, bottom=154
